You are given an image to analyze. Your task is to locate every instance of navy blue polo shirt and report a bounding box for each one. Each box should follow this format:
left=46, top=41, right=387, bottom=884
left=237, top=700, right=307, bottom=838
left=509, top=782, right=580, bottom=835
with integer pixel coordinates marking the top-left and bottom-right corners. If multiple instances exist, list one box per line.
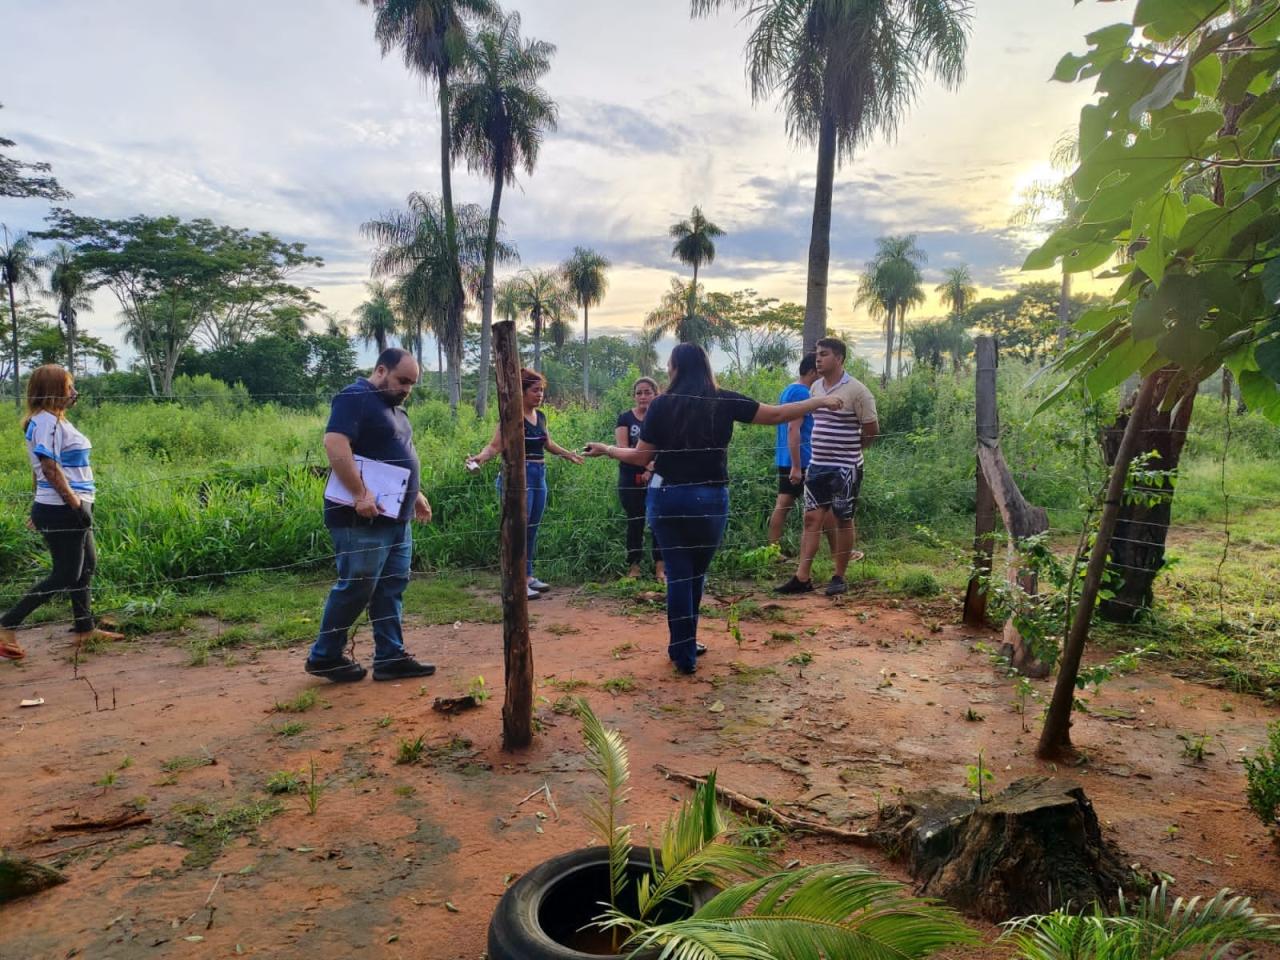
left=324, top=378, right=420, bottom=527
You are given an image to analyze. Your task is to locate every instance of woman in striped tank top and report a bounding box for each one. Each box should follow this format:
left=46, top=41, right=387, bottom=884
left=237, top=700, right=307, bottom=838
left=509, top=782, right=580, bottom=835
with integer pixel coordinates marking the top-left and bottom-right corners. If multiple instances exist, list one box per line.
left=2, top=365, right=122, bottom=661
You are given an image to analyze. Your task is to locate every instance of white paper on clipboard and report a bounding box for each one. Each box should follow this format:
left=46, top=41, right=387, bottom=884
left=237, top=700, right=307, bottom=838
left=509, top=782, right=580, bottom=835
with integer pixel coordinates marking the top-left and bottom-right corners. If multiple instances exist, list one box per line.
left=324, top=455, right=411, bottom=518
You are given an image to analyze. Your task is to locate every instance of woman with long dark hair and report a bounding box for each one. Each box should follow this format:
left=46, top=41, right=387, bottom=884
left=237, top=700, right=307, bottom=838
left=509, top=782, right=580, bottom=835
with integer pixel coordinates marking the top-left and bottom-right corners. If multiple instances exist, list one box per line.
left=1, top=365, right=122, bottom=660
left=614, top=376, right=663, bottom=581
left=468, top=368, right=583, bottom=600
left=586, top=344, right=839, bottom=674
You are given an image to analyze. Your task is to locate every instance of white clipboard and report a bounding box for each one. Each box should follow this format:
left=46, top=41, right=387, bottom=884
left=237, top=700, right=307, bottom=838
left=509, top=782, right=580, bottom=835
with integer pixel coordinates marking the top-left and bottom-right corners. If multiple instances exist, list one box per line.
left=324, top=455, right=411, bottom=518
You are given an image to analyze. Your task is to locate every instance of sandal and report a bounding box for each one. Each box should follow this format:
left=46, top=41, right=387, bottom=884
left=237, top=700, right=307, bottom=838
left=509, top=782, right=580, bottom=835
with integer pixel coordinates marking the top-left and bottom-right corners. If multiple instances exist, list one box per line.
left=73, top=628, right=125, bottom=643
left=0, top=632, right=26, bottom=660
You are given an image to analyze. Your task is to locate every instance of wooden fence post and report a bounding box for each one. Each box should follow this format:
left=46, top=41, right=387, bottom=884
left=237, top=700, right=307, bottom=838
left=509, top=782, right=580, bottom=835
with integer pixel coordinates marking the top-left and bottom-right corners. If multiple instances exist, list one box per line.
left=962, top=336, right=1050, bottom=678
left=963, top=337, right=998, bottom=627
left=493, top=321, right=533, bottom=750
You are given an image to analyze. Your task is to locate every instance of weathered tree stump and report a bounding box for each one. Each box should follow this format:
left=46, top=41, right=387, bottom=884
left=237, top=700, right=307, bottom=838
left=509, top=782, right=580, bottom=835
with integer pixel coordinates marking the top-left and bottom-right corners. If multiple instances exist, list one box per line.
left=0, top=855, right=67, bottom=903
left=873, top=777, right=1128, bottom=922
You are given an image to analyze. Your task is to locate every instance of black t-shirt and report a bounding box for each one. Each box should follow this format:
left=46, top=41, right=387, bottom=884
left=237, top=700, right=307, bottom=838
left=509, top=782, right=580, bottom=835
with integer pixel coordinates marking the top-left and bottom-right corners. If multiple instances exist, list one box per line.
left=639, top=390, right=760, bottom=486
left=524, top=411, right=548, bottom=462
left=323, top=378, right=420, bottom=527
left=615, top=409, right=645, bottom=485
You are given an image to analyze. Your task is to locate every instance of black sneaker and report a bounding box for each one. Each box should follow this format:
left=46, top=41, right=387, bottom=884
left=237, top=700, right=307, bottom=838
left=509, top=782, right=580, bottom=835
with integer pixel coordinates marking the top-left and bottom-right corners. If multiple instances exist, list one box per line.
left=774, top=576, right=814, bottom=595
left=305, top=655, right=367, bottom=683
left=824, top=576, right=848, bottom=597
left=372, top=654, right=436, bottom=681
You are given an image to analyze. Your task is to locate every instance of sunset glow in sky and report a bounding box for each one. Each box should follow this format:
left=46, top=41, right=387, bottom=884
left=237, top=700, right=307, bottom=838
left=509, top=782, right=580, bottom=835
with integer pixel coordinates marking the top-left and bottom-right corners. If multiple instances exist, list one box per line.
left=2, top=0, right=1131, bottom=361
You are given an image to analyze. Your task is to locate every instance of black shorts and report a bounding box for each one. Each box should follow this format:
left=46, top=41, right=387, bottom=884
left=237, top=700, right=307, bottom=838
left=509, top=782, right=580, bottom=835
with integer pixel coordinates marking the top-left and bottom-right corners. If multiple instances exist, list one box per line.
left=777, top=465, right=805, bottom=497
left=803, top=464, right=862, bottom=520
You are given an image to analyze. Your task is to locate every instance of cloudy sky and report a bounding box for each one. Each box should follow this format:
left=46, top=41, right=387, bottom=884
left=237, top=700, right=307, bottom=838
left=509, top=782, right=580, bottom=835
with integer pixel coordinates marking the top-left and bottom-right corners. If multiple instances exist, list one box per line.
left=2, top=0, right=1126, bottom=366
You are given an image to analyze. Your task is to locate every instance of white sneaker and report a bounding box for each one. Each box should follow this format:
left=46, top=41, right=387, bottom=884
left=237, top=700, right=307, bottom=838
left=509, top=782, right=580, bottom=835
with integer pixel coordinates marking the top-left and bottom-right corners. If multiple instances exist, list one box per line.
left=527, top=585, right=541, bottom=600
left=529, top=579, right=551, bottom=592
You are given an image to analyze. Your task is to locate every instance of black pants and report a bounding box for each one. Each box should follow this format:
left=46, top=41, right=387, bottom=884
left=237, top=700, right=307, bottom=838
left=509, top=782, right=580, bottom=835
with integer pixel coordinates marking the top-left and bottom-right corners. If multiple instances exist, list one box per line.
left=619, top=484, right=661, bottom=567
left=1, top=502, right=97, bottom=633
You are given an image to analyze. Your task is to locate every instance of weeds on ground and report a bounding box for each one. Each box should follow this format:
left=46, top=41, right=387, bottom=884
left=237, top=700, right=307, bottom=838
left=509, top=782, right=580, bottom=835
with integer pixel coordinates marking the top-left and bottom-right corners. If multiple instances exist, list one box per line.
left=1178, top=732, right=1213, bottom=763
left=1244, top=721, right=1280, bottom=833
left=276, top=721, right=305, bottom=737
left=601, top=675, right=636, bottom=694
left=272, top=689, right=321, bottom=714
left=265, top=770, right=304, bottom=795
left=396, top=735, right=426, bottom=765
left=168, top=799, right=282, bottom=868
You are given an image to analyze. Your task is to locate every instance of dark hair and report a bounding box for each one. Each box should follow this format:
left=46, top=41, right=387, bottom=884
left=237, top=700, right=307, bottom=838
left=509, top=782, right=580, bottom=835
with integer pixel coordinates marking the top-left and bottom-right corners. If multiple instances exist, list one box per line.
left=520, top=367, right=546, bottom=393
left=815, top=337, right=846, bottom=361
left=632, top=376, right=659, bottom=395
left=799, top=352, right=817, bottom=376
left=668, top=343, right=717, bottom=398
left=375, top=347, right=413, bottom=371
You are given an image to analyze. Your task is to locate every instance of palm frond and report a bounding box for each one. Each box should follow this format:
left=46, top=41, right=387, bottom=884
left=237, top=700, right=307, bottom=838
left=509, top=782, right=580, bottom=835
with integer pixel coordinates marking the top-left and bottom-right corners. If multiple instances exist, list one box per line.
left=578, top=699, right=632, bottom=913
left=1000, top=883, right=1280, bottom=960
left=647, top=865, right=977, bottom=960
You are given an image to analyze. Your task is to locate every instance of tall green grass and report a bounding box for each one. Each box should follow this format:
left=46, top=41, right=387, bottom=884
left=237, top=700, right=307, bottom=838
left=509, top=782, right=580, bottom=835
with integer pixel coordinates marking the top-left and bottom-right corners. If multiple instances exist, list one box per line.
left=1, top=362, right=1276, bottom=614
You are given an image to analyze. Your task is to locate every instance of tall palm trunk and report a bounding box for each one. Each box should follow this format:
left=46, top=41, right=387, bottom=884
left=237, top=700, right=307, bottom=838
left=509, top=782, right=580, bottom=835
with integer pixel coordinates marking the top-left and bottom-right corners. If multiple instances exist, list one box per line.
left=435, top=333, right=443, bottom=392
left=376, top=329, right=388, bottom=354
left=476, top=150, right=506, bottom=417
left=63, top=308, right=77, bottom=376
left=532, top=309, right=543, bottom=372
left=802, top=106, right=838, bottom=352
left=687, top=261, right=699, bottom=329
left=7, top=278, right=20, bottom=409
left=438, top=72, right=465, bottom=412
left=881, top=303, right=895, bottom=387
left=581, top=303, right=590, bottom=402
left=896, top=304, right=906, bottom=379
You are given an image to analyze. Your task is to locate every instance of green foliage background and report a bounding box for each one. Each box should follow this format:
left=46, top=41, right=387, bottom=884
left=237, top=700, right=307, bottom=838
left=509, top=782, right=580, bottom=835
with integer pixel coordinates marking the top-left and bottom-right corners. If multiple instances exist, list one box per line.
left=2, top=363, right=1277, bottom=617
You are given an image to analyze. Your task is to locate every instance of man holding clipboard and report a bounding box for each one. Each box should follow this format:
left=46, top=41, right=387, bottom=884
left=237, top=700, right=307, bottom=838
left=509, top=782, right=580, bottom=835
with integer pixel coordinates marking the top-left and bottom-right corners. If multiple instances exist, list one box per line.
left=306, top=348, right=436, bottom=683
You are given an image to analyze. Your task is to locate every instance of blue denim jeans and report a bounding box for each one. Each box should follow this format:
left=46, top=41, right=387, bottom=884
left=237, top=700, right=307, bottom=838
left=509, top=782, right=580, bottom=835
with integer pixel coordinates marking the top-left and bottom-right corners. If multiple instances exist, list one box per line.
left=647, top=482, right=729, bottom=671
left=310, top=521, right=411, bottom=664
left=498, top=461, right=547, bottom=577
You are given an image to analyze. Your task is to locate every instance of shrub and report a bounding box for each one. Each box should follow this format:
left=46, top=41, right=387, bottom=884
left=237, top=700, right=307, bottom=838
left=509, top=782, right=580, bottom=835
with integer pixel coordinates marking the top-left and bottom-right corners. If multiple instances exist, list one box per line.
left=1244, top=721, right=1280, bottom=831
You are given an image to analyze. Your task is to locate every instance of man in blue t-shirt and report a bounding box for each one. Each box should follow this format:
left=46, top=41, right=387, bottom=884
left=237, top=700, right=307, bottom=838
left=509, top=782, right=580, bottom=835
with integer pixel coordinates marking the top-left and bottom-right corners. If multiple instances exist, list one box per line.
left=767, top=353, right=819, bottom=545
left=306, top=347, right=436, bottom=684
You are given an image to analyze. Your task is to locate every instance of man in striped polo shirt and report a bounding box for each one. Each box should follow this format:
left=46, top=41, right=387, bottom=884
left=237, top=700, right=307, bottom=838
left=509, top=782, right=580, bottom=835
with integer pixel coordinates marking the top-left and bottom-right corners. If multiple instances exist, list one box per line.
left=776, top=337, right=878, bottom=596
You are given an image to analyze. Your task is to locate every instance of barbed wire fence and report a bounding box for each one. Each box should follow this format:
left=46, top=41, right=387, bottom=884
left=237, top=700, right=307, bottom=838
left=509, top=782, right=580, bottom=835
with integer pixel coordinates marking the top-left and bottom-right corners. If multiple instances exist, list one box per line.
left=2, top=373, right=1276, bottom=734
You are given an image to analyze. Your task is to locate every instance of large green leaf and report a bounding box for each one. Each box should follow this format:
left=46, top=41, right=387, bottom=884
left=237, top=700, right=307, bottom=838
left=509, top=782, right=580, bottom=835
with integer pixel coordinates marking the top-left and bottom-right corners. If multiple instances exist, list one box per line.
left=1135, top=0, right=1231, bottom=41
left=1132, top=190, right=1188, bottom=284
left=1129, top=58, right=1190, bottom=121
left=1179, top=199, right=1264, bottom=262
left=1075, top=112, right=1222, bottom=223
left=1258, top=335, right=1280, bottom=384
left=1085, top=333, right=1158, bottom=397
left=1263, top=257, right=1280, bottom=307
left=1131, top=274, right=1209, bottom=339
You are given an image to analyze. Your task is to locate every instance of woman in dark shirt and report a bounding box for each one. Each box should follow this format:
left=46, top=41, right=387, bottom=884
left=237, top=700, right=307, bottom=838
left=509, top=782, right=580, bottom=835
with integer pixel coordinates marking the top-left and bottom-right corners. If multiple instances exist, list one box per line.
left=586, top=344, right=838, bottom=674
left=469, top=368, right=583, bottom=600
left=614, top=377, right=663, bottom=581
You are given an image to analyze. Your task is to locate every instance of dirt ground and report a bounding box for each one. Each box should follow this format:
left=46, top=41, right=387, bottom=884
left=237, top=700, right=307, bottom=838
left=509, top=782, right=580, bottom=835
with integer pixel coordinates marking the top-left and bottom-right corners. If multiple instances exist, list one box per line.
left=3, top=583, right=1279, bottom=959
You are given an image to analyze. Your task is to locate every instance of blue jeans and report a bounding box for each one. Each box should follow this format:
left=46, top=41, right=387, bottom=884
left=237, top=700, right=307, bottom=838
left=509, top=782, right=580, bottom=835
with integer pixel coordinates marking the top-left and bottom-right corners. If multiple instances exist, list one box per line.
left=647, top=483, right=729, bottom=671
left=310, top=522, right=411, bottom=664
left=498, top=461, right=547, bottom=577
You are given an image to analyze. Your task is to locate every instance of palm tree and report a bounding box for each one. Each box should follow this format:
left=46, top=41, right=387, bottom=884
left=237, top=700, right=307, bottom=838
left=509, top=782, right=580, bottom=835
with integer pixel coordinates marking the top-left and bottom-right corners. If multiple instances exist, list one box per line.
left=561, top=246, right=610, bottom=401
left=855, top=234, right=926, bottom=383
left=363, top=192, right=510, bottom=409
left=632, top=326, right=662, bottom=378
left=45, top=243, right=92, bottom=375
left=644, top=277, right=728, bottom=347
left=451, top=11, right=556, bottom=417
left=391, top=275, right=444, bottom=390
left=669, top=206, right=724, bottom=324
left=936, top=265, right=977, bottom=322
left=361, top=0, right=499, bottom=405
left=692, top=0, right=970, bottom=351
left=353, top=280, right=399, bottom=355
left=510, top=268, right=571, bottom=372
left=1, top=226, right=42, bottom=408
left=1011, top=133, right=1078, bottom=350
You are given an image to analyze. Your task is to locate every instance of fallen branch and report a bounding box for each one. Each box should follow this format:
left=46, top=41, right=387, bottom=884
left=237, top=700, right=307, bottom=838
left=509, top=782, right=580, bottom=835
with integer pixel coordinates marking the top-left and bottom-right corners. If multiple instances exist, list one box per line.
left=49, top=812, right=152, bottom=834
left=654, top=764, right=876, bottom=847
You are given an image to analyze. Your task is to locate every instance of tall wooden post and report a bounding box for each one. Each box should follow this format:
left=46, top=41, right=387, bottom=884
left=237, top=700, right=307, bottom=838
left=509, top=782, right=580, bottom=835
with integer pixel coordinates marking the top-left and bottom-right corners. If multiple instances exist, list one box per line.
left=963, top=337, right=998, bottom=626
left=493, top=321, right=533, bottom=750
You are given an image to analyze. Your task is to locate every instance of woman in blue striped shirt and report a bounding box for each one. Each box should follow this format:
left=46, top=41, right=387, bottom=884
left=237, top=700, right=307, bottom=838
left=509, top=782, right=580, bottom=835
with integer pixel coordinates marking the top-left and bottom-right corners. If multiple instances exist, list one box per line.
left=1, top=365, right=122, bottom=660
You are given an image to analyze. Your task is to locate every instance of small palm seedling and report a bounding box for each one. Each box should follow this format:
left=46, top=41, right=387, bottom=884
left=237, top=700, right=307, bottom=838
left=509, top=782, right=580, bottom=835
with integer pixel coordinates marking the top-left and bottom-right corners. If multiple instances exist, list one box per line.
left=305, top=759, right=321, bottom=816
left=1001, top=883, right=1280, bottom=960
left=965, top=750, right=994, bottom=804
left=573, top=699, right=977, bottom=958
